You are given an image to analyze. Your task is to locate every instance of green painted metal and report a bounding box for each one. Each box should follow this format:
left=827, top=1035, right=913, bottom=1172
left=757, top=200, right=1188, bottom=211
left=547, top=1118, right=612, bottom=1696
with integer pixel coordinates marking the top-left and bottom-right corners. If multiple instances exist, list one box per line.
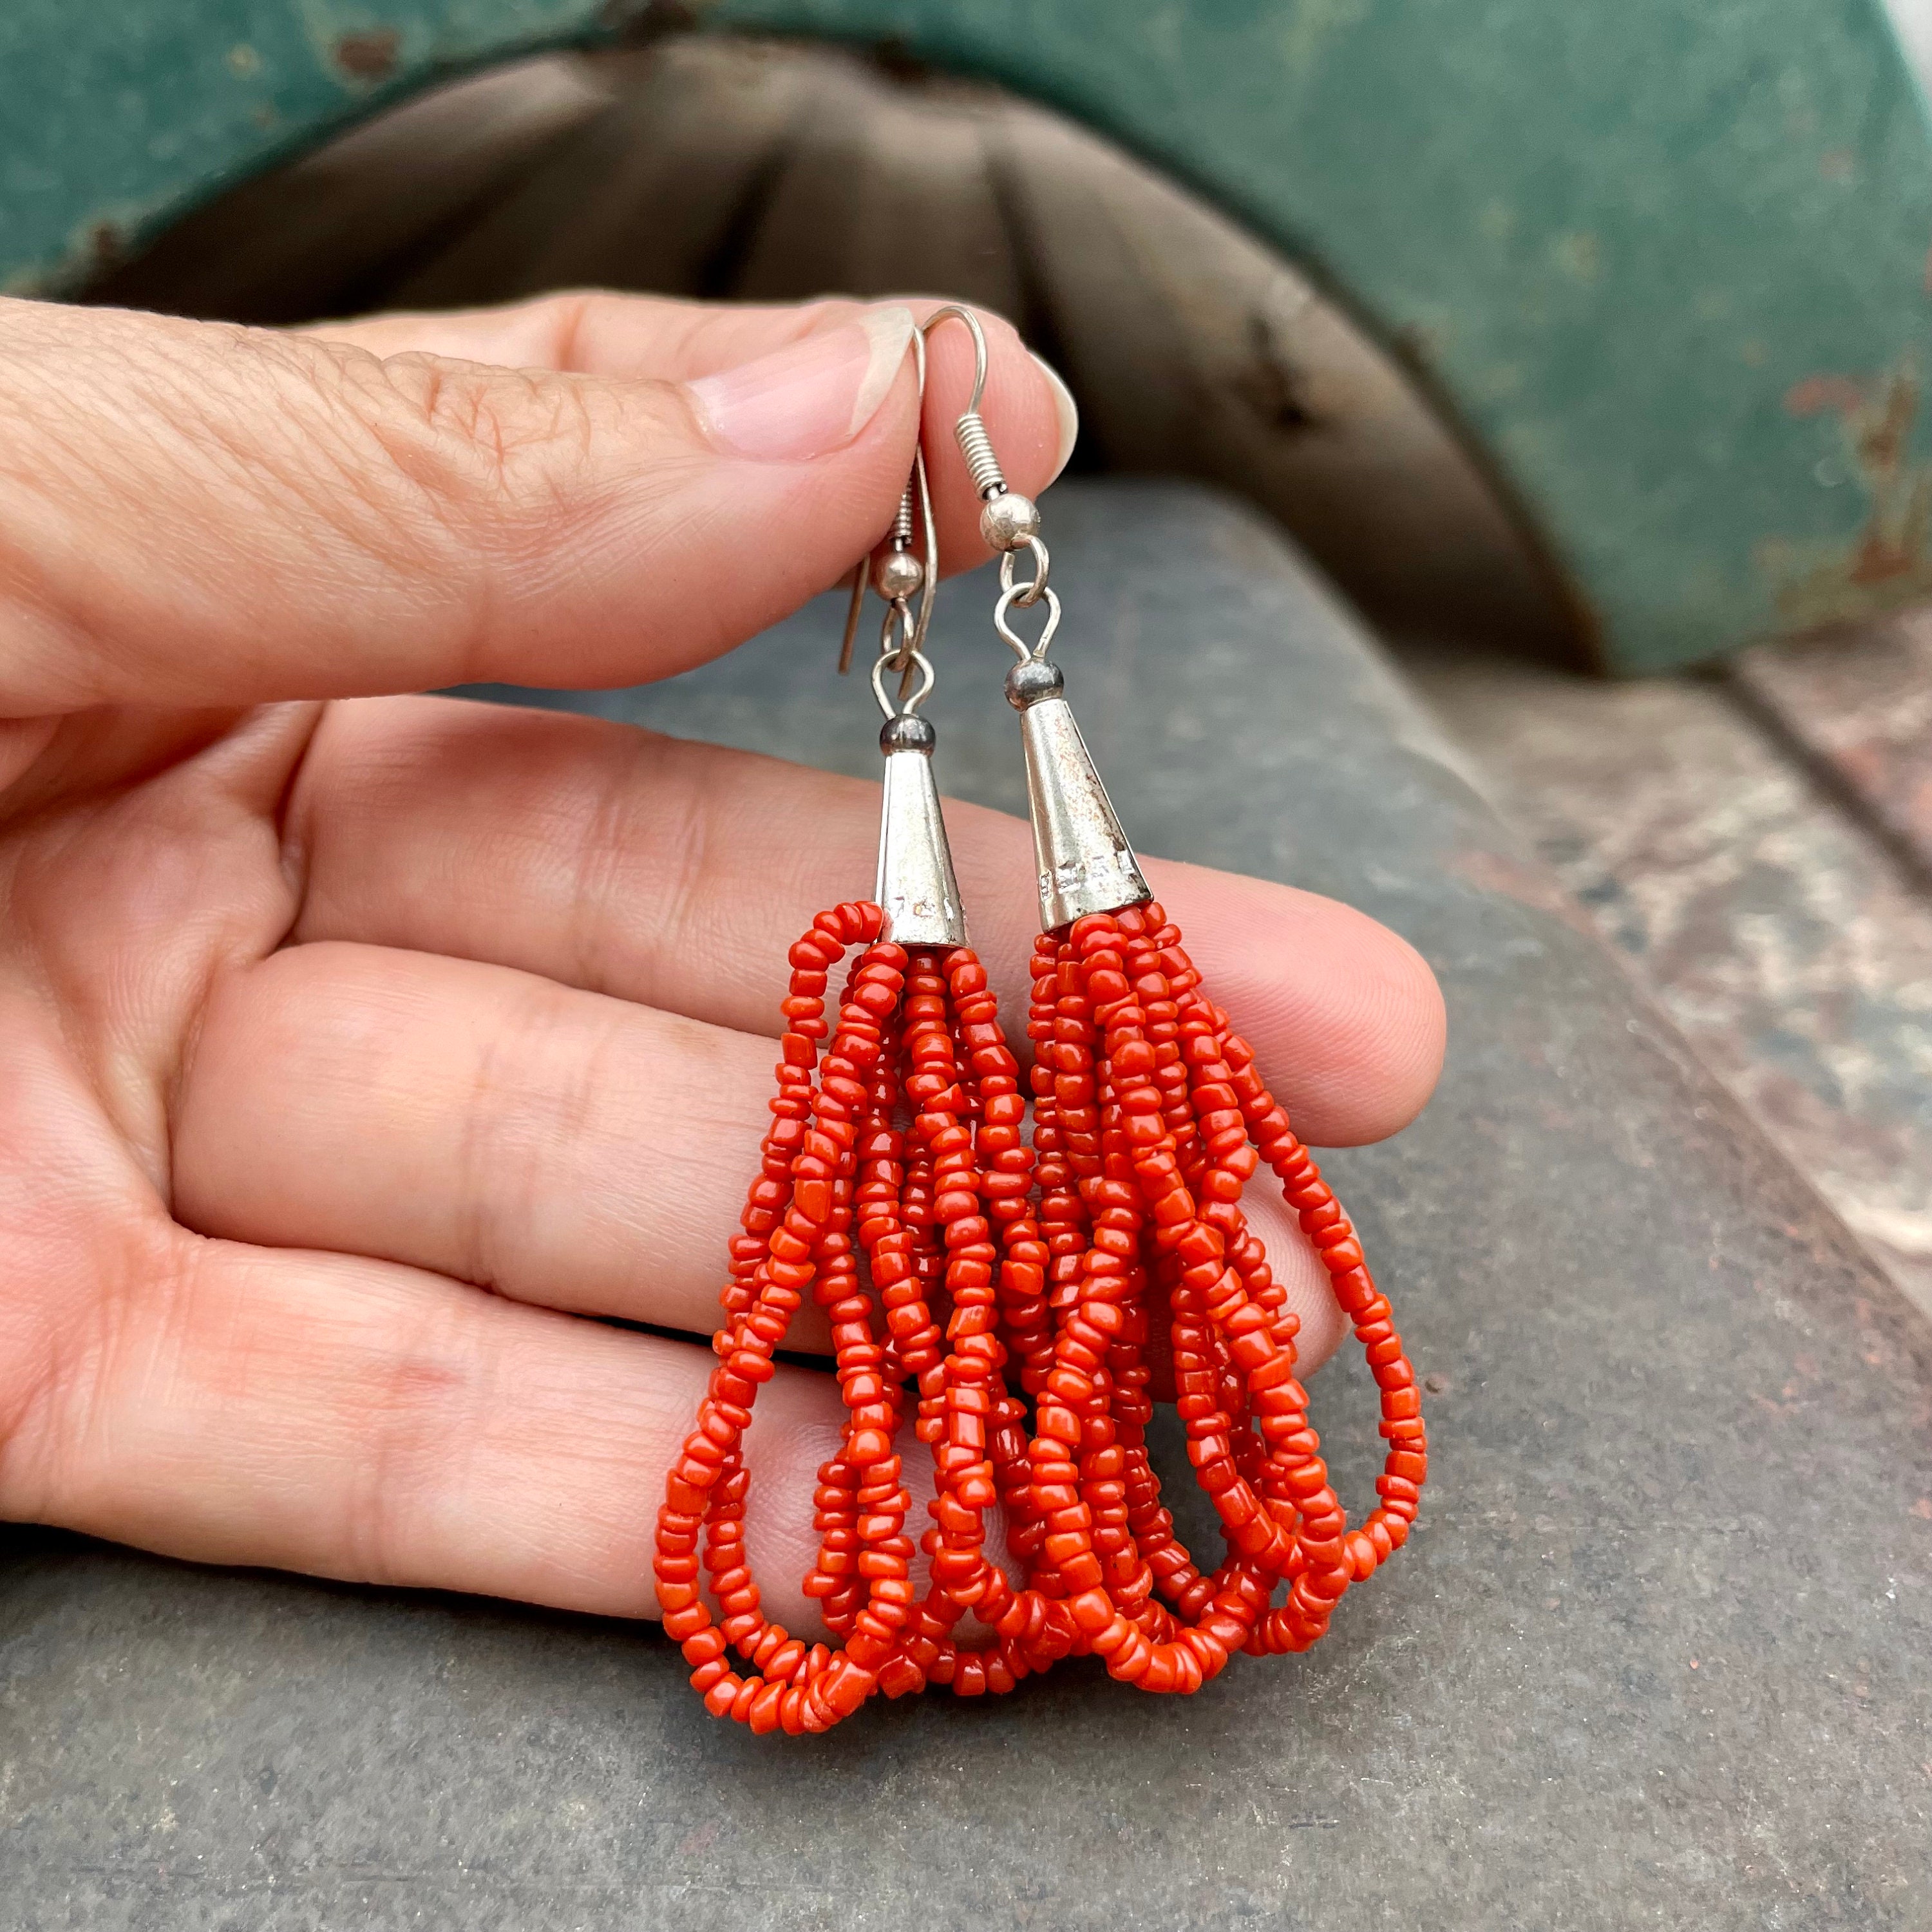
left=4, top=1, right=1932, bottom=672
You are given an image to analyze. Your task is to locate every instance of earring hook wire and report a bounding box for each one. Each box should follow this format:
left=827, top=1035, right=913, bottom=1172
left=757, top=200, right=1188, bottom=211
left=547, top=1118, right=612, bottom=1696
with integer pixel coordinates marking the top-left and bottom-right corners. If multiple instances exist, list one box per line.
left=838, top=325, right=938, bottom=688
left=918, top=303, right=990, bottom=413
left=920, top=305, right=1050, bottom=612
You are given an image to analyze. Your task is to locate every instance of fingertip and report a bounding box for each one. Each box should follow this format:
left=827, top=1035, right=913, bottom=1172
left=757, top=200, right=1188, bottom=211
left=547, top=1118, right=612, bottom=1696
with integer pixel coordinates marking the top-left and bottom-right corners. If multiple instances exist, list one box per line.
left=681, top=305, right=916, bottom=463
left=1321, top=914, right=1448, bottom=1139
left=1032, top=350, right=1080, bottom=481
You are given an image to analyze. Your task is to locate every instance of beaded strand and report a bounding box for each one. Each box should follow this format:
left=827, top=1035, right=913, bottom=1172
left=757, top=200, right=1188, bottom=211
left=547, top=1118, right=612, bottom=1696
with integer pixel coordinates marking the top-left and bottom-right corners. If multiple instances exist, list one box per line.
left=654, top=907, right=1047, bottom=1730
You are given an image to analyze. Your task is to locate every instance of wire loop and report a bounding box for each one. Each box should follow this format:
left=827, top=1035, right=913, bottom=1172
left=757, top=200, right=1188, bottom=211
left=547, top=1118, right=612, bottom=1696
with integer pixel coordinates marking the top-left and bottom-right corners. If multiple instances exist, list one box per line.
left=840, top=329, right=938, bottom=676
left=998, top=538, right=1050, bottom=609
left=994, top=583, right=1061, bottom=663
left=873, top=630, right=934, bottom=717
left=918, top=305, right=990, bottom=413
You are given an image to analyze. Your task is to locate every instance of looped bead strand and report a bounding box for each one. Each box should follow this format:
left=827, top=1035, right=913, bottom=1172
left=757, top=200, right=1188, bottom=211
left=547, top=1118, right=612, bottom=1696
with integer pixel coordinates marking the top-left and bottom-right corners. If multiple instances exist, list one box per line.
left=655, top=905, right=1048, bottom=1729
left=1019, top=902, right=1427, bottom=1682
left=658, top=902, right=904, bottom=1733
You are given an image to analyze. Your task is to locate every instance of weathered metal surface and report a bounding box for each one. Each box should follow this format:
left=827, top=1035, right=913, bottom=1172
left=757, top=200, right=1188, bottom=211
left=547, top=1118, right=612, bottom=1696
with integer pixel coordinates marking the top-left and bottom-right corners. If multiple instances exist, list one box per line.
left=1734, top=609, right=1932, bottom=886
left=6, top=484, right=1931, bottom=1927
left=1413, top=643, right=1932, bottom=1320
left=11, top=1, right=1932, bottom=671
left=87, top=53, right=614, bottom=327
left=386, top=44, right=828, bottom=310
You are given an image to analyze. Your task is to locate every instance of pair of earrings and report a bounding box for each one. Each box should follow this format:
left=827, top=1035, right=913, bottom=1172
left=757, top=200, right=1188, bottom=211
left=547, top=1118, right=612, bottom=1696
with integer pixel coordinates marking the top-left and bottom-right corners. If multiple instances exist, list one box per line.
left=653, top=310, right=1426, bottom=1736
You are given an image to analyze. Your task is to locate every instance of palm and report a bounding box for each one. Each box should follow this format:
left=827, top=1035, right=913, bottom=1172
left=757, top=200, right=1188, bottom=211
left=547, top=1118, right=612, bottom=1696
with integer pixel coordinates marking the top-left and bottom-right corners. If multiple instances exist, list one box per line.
left=3, top=703, right=312, bottom=1540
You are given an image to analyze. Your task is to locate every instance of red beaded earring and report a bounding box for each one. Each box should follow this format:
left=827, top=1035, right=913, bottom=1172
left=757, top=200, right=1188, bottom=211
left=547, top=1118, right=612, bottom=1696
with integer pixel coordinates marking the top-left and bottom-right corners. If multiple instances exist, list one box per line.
left=911, top=305, right=1429, bottom=1690
left=653, top=388, right=1052, bottom=1733
left=656, top=310, right=1427, bottom=1734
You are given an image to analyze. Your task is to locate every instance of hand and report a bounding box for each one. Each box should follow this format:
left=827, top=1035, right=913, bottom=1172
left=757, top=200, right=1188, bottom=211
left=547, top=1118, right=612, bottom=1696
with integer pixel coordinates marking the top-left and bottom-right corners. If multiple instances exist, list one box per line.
left=0, top=289, right=1444, bottom=1627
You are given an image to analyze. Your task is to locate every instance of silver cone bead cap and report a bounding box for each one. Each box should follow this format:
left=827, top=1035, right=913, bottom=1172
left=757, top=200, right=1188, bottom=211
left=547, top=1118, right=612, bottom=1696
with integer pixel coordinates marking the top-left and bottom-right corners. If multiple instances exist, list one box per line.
left=875, top=736, right=968, bottom=947
left=1015, top=691, right=1151, bottom=932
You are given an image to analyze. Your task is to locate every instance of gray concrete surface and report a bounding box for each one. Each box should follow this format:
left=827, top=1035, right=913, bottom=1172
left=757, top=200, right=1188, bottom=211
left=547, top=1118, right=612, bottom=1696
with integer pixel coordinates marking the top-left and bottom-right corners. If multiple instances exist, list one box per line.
left=4, top=483, right=1929, bottom=1930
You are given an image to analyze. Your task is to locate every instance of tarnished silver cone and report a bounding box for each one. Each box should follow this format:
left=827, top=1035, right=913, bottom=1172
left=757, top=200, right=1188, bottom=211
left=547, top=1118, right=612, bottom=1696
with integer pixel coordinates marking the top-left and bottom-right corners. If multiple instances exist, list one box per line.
left=1006, top=659, right=1151, bottom=932
left=875, top=714, right=967, bottom=947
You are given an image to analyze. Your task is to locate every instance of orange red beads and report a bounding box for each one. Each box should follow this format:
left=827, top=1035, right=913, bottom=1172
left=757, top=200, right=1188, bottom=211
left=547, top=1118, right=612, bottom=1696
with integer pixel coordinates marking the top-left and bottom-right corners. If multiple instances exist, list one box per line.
left=653, top=897, right=1426, bottom=1732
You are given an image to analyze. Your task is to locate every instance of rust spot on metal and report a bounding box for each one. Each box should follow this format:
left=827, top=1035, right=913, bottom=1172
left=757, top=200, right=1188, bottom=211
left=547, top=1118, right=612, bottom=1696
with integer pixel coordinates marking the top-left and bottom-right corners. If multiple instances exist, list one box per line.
left=334, top=28, right=401, bottom=82
left=1765, top=360, right=1932, bottom=621
left=1234, top=312, right=1320, bottom=435
left=1784, top=374, right=1866, bottom=419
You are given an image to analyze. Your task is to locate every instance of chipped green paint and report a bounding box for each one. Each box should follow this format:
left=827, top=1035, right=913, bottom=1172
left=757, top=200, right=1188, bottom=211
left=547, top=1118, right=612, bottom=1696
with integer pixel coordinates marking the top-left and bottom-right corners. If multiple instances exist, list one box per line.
left=4, top=0, right=1932, bottom=672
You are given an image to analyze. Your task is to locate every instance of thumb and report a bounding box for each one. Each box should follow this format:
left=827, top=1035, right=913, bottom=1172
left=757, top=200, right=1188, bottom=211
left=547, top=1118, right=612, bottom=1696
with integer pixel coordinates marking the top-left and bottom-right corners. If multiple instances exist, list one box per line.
left=0, top=297, right=944, bottom=714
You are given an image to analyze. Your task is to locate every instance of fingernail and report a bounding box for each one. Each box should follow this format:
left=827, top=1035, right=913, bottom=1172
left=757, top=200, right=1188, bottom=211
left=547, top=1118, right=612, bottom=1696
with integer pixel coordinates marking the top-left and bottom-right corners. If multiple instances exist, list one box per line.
left=1032, top=350, right=1080, bottom=478
left=686, top=305, right=914, bottom=462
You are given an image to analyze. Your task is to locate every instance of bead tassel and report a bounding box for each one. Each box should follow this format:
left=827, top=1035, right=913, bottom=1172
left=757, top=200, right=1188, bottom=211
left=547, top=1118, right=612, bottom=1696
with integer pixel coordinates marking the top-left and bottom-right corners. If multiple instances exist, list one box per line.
left=654, top=897, right=1425, bottom=1732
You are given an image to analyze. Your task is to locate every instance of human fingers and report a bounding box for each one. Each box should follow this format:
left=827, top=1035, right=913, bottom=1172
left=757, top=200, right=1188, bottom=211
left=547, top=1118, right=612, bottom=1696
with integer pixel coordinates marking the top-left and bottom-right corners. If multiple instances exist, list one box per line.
left=291, top=697, right=1446, bottom=1147
left=0, top=292, right=1063, bottom=713
left=4, top=1224, right=849, bottom=1627
left=170, top=940, right=1345, bottom=1367
left=304, top=287, right=1076, bottom=572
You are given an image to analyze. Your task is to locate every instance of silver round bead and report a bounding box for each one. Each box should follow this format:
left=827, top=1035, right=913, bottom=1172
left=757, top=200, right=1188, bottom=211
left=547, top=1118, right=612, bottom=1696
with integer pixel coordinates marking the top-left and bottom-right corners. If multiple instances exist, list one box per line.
left=874, top=547, right=925, bottom=600
left=1004, top=658, right=1065, bottom=710
left=880, top=713, right=937, bottom=753
left=980, top=491, right=1042, bottom=553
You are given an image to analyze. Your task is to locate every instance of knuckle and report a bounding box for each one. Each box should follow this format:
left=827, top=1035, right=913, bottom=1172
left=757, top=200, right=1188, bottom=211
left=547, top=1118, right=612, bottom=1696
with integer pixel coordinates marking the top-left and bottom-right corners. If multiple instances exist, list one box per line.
left=348, top=348, right=608, bottom=528
left=342, top=1296, right=478, bottom=1587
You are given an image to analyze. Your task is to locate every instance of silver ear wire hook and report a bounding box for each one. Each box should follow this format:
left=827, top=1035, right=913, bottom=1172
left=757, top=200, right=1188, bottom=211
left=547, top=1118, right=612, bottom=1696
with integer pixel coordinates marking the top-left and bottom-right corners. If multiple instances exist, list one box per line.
left=920, top=306, right=1051, bottom=608
left=839, top=327, right=938, bottom=686
left=920, top=305, right=1150, bottom=933
left=826, top=316, right=965, bottom=948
